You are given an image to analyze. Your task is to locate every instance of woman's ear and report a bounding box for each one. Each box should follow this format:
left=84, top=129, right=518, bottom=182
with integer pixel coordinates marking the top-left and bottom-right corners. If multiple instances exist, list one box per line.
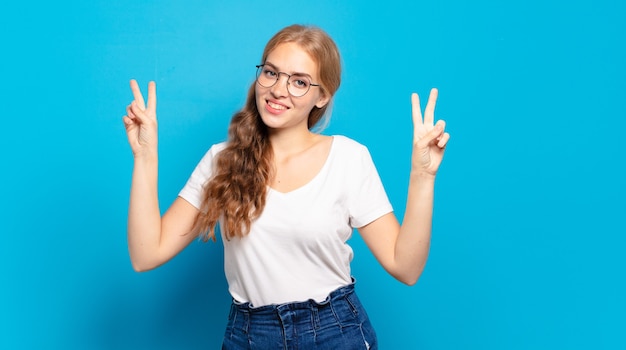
left=315, top=92, right=330, bottom=108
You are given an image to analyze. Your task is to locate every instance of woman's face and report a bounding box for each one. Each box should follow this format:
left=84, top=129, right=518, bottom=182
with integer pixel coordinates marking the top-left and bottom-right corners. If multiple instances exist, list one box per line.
left=255, top=42, right=329, bottom=132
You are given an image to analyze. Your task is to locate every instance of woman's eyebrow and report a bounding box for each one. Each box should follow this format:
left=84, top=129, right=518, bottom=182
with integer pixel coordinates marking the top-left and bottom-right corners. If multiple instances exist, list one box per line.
left=264, top=61, right=313, bottom=78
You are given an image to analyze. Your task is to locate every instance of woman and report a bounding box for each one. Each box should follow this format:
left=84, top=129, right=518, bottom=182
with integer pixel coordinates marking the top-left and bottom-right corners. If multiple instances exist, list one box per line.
left=123, top=24, right=449, bottom=349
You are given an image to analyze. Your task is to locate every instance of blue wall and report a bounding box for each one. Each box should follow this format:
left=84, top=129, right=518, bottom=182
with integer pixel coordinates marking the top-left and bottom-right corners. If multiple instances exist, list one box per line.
left=1, top=0, right=624, bottom=349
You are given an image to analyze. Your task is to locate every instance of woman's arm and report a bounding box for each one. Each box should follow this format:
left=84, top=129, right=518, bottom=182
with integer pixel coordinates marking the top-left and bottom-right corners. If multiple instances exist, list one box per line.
left=358, top=88, right=450, bottom=285
left=123, top=80, right=199, bottom=272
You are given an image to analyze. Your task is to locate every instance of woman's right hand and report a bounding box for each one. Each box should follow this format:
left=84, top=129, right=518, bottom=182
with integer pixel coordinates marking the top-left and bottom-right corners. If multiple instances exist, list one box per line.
left=123, top=79, right=157, bottom=157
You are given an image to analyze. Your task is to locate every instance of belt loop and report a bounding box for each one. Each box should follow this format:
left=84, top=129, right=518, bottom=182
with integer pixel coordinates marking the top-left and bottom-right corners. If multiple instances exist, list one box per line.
left=243, top=309, right=250, bottom=333
left=228, top=302, right=236, bottom=321
left=311, top=303, right=320, bottom=330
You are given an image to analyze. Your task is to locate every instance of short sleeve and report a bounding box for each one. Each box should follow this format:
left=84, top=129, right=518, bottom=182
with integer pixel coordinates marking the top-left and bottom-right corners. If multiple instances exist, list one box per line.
left=178, top=142, right=227, bottom=210
left=348, top=144, right=393, bottom=228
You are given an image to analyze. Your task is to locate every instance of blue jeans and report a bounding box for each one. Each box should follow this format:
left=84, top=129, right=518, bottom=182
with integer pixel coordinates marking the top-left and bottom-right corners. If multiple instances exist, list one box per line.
left=222, top=281, right=377, bottom=349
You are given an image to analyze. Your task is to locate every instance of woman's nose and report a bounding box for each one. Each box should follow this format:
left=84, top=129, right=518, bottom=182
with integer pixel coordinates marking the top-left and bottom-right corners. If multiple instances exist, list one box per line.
left=270, top=73, right=290, bottom=97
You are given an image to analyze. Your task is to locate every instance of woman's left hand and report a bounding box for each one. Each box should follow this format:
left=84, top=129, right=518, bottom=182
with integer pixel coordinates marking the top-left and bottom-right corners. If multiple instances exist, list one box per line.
left=411, top=88, right=450, bottom=177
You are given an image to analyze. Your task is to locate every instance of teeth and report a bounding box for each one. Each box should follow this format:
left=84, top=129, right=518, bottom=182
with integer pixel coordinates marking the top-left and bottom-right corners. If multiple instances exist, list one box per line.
left=268, top=101, right=286, bottom=110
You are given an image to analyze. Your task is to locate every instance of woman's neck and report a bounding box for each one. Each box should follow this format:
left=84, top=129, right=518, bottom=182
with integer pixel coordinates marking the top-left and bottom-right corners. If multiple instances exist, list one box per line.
left=268, top=127, right=318, bottom=159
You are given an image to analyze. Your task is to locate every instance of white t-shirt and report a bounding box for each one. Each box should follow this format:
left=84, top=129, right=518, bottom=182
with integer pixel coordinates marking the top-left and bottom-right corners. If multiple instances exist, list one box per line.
left=179, top=135, right=393, bottom=307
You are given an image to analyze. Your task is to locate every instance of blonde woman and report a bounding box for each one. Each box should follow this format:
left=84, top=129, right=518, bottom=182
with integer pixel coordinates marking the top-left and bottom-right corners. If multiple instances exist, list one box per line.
left=123, top=24, right=449, bottom=349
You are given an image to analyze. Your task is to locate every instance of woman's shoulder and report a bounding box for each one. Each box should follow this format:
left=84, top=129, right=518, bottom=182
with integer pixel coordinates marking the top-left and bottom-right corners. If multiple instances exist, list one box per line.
left=194, top=140, right=228, bottom=166
left=330, top=135, right=369, bottom=153
left=210, top=140, right=228, bottom=152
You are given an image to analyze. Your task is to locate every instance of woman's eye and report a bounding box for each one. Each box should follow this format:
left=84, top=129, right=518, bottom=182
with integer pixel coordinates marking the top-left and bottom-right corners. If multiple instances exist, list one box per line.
left=264, top=69, right=277, bottom=77
left=293, top=79, right=309, bottom=88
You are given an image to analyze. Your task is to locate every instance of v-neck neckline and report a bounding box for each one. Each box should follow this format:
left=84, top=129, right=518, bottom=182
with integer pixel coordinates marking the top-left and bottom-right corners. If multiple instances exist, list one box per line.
left=267, top=136, right=335, bottom=196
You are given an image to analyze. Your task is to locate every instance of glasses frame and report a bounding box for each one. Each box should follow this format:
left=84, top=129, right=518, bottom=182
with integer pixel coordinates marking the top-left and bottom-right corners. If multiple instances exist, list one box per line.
left=255, top=64, right=320, bottom=97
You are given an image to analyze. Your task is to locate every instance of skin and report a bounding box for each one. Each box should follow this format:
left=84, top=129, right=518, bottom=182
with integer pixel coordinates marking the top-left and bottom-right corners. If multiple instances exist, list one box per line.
left=358, top=90, right=449, bottom=285
left=123, top=43, right=450, bottom=285
left=256, top=43, right=332, bottom=192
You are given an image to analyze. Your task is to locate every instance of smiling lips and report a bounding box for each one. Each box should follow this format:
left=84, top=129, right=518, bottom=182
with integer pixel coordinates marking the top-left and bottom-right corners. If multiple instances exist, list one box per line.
left=266, top=100, right=288, bottom=113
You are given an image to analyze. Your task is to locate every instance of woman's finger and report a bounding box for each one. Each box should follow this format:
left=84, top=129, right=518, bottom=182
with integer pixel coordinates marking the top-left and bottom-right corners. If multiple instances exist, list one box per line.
left=130, top=79, right=146, bottom=110
left=126, top=104, right=136, bottom=119
left=437, top=132, right=450, bottom=148
left=147, top=81, right=157, bottom=113
left=417, top=120, right=445, bottom=148
left=423, top=88, right=438, bottom=127
left=129, top=101, right=147, bottom=123
left=411, top=92, right=423, bottom=128
left=122, top=115, right=135, bottom=127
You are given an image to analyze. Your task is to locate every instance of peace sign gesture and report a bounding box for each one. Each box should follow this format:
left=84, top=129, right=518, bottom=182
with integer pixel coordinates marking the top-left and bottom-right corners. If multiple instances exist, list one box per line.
left=123, top=79, right=157, bottom=158
left=411, top=88, right=450, bottom=177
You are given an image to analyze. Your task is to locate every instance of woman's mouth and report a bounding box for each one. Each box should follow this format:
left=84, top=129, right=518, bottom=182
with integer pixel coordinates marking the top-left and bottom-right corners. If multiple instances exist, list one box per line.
left=267, top=100, right=288, bottom=110
left=265, top=100, right=289, bottom=115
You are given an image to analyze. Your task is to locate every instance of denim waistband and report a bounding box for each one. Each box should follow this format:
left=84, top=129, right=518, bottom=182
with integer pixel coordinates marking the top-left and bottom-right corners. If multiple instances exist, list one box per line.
left=232, top=279, right=356, bottom=313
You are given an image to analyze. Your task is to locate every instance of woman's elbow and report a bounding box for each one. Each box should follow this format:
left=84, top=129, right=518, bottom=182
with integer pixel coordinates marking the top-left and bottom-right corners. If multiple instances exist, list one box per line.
left=400, top=275, right=420, bottom=286
left=391, top=265, right=426, bottom=286
left=132, top=263, right=149, bottom=273
left=130, top=256, right=160, bottom=273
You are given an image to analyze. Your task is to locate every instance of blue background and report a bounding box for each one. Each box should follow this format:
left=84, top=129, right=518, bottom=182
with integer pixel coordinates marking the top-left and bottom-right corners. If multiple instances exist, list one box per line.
left=1, top=0, right=624, bottom=349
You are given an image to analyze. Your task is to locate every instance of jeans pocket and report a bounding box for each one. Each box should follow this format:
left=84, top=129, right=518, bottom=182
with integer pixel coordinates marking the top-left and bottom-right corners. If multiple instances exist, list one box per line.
left=345, top=293, right=361, bottom=318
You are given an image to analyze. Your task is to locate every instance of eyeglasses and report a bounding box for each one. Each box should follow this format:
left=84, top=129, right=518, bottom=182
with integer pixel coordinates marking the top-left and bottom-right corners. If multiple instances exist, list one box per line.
left=255, top=64, right=320, bottom=97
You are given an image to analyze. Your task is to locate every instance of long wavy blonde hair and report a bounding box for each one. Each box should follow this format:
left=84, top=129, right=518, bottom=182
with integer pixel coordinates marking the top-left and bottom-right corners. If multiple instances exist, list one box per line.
left=193, top=24, right=342, bottom=241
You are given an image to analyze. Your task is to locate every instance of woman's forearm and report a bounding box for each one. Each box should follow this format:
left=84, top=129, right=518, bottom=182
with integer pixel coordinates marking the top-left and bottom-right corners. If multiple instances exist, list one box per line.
left=395, top=172, right=436, bottom=285
left=127, top=152, right=163, bottom=271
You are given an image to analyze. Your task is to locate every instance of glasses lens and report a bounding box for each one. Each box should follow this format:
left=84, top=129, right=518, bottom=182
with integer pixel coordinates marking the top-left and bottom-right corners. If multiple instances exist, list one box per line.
left=287, top=75, right=311, bottom=97
left=256, top=66, right=277, bottom=88
left=255, top=65, right=314, bottom=97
